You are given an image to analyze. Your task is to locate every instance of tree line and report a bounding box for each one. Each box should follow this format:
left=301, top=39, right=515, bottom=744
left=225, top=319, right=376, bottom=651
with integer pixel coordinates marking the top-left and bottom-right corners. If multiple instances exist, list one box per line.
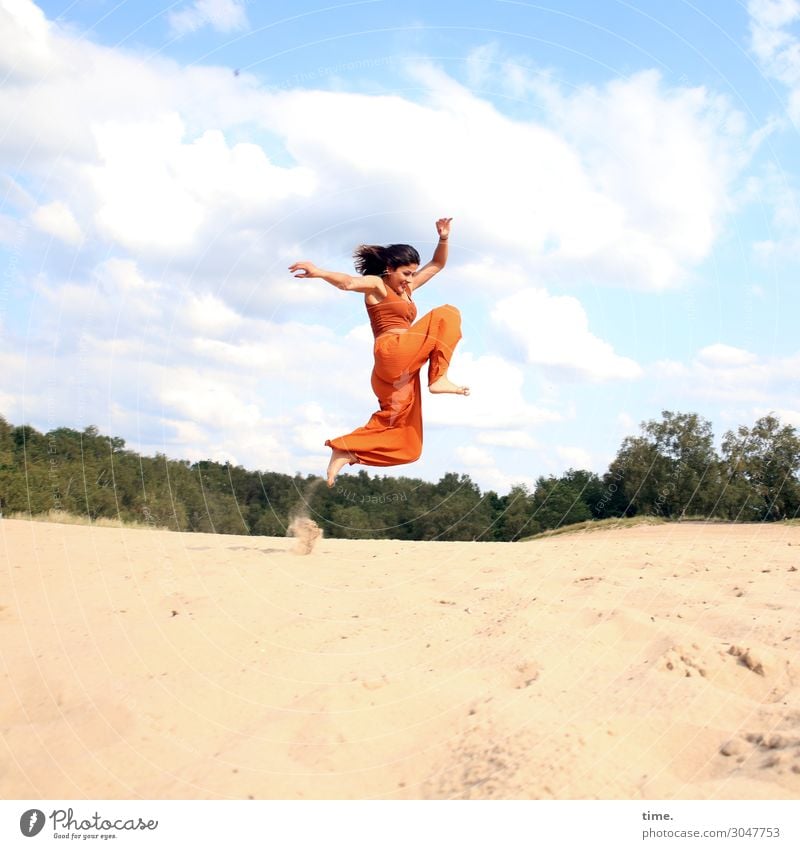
left=1, top=410, right=798, bottom=541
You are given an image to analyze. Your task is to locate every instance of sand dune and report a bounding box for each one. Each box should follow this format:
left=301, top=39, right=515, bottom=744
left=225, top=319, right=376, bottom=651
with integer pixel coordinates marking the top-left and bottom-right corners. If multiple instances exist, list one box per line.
left=1, top=518, right=799, bottom=799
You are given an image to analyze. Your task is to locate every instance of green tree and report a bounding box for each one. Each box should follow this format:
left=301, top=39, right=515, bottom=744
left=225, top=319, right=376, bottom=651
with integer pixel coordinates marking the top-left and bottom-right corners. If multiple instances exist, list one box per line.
left=530, top=475, right=592, bottom=532
left=721, top=414, right=800, bottom=521
left=329, top=504, right=376, bottom=536
left=409, top=473, right=493, bottom=540
left=608, top=411, right=721, bottom=518
left=494, top=484, right=538, bottom=540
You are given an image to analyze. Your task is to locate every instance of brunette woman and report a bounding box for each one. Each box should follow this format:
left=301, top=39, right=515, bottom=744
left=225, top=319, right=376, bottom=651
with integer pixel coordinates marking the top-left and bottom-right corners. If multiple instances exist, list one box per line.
left=290, top=218, right=468, bottom=486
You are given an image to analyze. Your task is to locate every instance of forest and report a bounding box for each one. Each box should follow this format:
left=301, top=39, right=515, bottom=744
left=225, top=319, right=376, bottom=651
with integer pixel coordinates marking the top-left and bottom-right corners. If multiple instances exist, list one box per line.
left=1, top=410, right=799, bottom=541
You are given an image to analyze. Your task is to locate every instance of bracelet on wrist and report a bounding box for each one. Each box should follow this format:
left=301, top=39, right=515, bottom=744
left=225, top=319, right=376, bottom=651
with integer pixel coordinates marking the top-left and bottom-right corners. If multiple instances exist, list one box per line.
left=439, top=237, right=448, bottom=241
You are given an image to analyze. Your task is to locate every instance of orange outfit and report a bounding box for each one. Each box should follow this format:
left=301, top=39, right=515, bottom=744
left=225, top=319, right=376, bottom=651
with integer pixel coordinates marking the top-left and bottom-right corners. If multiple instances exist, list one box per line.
left=325, top=287, right=462, bottom=467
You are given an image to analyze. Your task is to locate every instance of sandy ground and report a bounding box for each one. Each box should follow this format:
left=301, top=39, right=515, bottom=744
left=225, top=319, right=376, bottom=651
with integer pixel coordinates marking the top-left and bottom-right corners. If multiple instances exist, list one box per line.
left=1, top=518, right=799, bottom=800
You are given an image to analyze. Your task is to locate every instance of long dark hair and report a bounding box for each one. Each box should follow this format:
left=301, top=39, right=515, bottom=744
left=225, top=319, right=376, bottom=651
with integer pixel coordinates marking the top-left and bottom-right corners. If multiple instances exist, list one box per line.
left=353, top=243, right=420, bottom=276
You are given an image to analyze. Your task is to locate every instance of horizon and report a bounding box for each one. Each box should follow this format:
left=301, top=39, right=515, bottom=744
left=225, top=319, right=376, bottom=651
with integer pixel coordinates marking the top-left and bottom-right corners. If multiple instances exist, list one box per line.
left=5, top=394, right=796, bottom=497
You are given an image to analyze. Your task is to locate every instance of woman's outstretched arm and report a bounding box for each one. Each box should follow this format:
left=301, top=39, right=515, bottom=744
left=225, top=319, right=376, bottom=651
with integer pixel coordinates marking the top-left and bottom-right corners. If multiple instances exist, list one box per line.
left=289, top=261, right=383, bottom=294
left=409, top=217, right=451, bottom=292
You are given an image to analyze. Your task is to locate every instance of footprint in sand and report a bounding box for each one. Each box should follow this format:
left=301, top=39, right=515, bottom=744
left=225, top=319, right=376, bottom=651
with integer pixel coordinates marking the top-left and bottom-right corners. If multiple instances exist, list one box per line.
left=660, top=643, right=775, bottom=680
left=658, top=642, right=792, bottom=705
left=421, top=722, right=525, bottom=800
left=661, top=645, right=708, bottom=678
left=511, top=661, right=540, bottom=689
left=727, top=644, right=766, bottom=676
left=719, top=730, right=800, bottom=776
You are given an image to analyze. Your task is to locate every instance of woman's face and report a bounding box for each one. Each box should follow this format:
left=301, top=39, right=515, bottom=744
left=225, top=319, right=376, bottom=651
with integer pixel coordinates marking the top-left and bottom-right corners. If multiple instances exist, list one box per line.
left=385, top=264, right=418, bottom=290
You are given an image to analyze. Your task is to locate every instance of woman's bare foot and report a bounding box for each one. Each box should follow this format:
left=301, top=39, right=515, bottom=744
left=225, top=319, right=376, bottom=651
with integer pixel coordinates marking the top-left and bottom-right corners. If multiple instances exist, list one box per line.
left=326, top=448, right=357, bottom=487
left=429, top=375, right=470, bottom=396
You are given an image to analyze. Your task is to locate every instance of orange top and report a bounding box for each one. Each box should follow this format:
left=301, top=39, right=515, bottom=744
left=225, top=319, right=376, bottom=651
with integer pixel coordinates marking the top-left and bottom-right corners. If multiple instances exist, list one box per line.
left=366, top=285, right=417, bottom=338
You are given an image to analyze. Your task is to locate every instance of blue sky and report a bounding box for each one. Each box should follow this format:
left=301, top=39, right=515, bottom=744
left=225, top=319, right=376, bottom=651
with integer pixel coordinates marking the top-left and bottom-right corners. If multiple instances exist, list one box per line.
left=2, top=0, right=800, bottom=494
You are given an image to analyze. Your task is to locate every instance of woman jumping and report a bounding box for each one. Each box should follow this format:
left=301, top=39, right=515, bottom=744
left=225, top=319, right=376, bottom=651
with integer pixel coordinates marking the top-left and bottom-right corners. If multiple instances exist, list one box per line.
left=289, top=217, right=469, bottom=487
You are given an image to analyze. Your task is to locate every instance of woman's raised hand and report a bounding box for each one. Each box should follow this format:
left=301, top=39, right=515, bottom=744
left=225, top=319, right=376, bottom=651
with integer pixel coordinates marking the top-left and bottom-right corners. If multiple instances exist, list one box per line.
left=289, top=261, right=321, bottom=278
left=435, top=217, right=453, bottom=240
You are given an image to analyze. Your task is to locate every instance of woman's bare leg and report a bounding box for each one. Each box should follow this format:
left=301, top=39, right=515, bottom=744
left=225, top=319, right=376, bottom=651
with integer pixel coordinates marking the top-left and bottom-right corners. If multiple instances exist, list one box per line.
left=429, top=374, right=470, bottom=396
left=327, top=448, right=357, bottom=487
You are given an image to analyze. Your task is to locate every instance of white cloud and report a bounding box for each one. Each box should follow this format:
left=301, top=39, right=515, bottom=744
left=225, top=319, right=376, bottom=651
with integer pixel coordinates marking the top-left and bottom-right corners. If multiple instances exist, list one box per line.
left=34, top=259, right=164, bottom=334
left=168, top=0, right=249, bottom=36
left=90, top=116, right=204, bottom=253
left=0, top=0, right=53, bottom=80
left=755, top=406, right=800, bottom=426
left=184, top=293, right=243, bottom=337
left=89, top=117, right=315, bottom=256
left=455, top=444, right=536, bottom=492
left=0, top=211, right=24, bottom=246
left=491, top=288, right=642, bottom=382
left=476, top=430, right=539, bottom=449
left=617, top=411, right=636, bottom=432
left=250, top=59, right=750, bottom=292
left=746, top=0, right=800, bottom=257
left=654, top=344, right=800, bottom=404
left=425, top=350, right=563, bottom=428
left=466, top=42, right=542, bottom=99
left=0, top=9, right=749, bottom=295
left=159, top=369, right=260, bottom=431
left=749, top=0, right=800, bottom=122
left=750, top=164, right=800, bottom=259
left=12, top=251, right=380, bottom=474
left=1, top=174, right=35, bottom=213
left=30, top=200, right=82, bottom=245
left=697, top=343, right=758, bottom=367
left=98, top=258, right=160, bottom=295
left=448, top=259, right=536, bottom=295
left=290, top=402, right=352, bottom=454
left=460, top=50, right=750, bottom=290
left=190, top=337, right=283, bottom=371
left=540, top=71, right=747, bottom=289
left=556, top=445, right=593, bottom=471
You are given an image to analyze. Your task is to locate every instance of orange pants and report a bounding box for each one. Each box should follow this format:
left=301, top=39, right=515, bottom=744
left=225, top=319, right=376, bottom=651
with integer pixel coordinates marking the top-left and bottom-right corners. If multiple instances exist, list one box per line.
left=325, top=304, right=462, bottom=466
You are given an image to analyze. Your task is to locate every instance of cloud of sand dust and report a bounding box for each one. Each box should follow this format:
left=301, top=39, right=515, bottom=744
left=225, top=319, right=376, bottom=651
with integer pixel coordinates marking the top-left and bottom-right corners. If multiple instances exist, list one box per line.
left=287, top=477, right=324, bottom=554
